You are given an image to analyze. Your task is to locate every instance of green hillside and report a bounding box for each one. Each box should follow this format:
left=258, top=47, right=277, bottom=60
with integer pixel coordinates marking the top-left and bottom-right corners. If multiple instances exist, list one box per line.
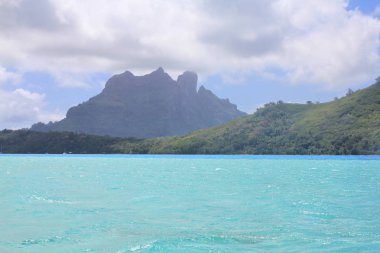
left=114, top=81, right=380, bottom=155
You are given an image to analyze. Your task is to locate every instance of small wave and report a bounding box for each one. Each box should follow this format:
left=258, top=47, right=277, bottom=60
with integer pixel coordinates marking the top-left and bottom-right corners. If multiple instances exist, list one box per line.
left=20, top=239, right=40, bottom=246
left=303, top=210, right=325, bottom=215
left=20, top=236, right=65, bottom=247
left=30, top=195, right=75, bottom=205
left=128, top=243, right=153, bottom=252
left=215, top=168, right=229, bottom=172
left=129, top=195, right=156, bottom=203
left=207, top=234, right=257, bottom=244
left=302, top=210, right=336, bottom=219
left=116, top=234, right=260, bottom=252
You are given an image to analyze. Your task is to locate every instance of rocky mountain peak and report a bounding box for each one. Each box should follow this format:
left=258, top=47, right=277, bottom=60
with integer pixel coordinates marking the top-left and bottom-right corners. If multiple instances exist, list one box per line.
left=31, top=69, right=246, bottom=138
left=154, top=66, right=164, bottom=73
left=178, top=71, right=197, bottom=94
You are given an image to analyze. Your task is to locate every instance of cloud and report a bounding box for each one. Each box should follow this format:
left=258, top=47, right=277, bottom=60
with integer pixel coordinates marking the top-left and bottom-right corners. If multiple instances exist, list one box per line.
left=0, top=0, right=379, bottom=90
left=0, top=0, right=62, bottom=31
left=0, top=66, right=22, bottom=85
left=274, top=1, right=380, bottom=88
left=0, top=88, right=64, bottom=129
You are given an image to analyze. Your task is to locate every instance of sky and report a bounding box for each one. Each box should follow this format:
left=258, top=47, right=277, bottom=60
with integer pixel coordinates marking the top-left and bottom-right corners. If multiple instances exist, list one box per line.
left=0, top=0, right=380, bottom=129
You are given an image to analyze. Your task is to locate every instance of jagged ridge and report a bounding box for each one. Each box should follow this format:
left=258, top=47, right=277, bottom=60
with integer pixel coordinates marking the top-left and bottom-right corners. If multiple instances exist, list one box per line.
left=31, top=68, right=246, bottom=138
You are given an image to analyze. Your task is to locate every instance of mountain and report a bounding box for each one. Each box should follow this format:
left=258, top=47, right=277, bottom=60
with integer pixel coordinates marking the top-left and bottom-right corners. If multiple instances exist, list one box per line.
left=31, top=68, right=246, bottom=138
left=4, top=79, right=379, bottom=155
left=114, top=80, right=380, bottom=154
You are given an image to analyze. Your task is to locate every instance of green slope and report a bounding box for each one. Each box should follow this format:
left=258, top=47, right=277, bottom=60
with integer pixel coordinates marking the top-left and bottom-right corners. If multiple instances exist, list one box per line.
left=113, top=81, right=380, bottom=154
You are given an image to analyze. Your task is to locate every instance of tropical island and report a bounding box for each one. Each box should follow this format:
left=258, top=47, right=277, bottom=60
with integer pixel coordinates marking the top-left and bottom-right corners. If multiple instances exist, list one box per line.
left=2, top=2, right=380, bottom=253
left=1, top=69, right=379, bottom=155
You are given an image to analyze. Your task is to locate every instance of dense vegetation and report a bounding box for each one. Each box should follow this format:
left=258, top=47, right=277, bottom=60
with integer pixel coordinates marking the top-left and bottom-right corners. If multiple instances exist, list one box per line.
left=0, top=130, right=122, bottom=154
left=1, top=81, right=379, bottom=155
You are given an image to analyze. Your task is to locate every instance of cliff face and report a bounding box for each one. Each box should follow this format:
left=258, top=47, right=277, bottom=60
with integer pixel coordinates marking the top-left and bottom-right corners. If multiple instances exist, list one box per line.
left=32, top=68, right=246, bottom=138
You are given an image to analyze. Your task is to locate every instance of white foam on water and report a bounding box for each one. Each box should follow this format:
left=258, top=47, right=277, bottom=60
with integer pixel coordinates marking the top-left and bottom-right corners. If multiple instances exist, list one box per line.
left=302, top=210, right=326, bottom=216
left=30, top=195, right=75, bottom=205
left=128, top=243, right=153, bottom=252
left=20, top=235, right=65, bottom=247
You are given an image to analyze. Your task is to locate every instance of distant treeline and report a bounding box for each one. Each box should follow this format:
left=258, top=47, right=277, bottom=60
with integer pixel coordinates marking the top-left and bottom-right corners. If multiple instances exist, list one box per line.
left=0, top=130, right=122, bottom=154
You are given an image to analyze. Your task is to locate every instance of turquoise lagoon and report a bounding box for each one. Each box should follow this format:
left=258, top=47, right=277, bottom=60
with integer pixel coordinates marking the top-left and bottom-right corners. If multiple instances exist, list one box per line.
left=0, top=155, right=379, bottom=252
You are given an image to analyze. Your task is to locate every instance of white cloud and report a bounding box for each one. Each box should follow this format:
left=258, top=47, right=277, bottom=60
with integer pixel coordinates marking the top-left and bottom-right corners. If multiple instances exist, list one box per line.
left=273, top=1, right=380, bottom=89
left=0, top=0, right=378, bottom=90
left=0, top=66, right=22, bottom=85
left=0, top=88, right=64, bottom=129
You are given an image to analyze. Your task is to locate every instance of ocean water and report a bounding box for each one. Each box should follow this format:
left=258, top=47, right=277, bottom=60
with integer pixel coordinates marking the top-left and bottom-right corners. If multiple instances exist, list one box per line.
left=0, top=155, right=379, bottom=253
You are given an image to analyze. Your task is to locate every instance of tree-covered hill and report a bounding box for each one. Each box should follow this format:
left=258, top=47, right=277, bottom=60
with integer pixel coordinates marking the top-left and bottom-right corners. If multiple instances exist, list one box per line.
left=114, top=80, right=380, bottom=155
